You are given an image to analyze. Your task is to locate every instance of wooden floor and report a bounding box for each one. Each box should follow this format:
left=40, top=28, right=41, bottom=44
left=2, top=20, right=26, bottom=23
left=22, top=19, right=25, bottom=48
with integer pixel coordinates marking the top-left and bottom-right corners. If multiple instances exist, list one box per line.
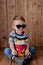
left=0, top=46, right=43, bottom=65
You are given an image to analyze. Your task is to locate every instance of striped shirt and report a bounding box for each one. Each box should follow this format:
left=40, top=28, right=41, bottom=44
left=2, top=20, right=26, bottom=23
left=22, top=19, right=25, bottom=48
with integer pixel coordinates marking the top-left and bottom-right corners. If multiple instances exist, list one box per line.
left=8, top=31, right=29, bottom=58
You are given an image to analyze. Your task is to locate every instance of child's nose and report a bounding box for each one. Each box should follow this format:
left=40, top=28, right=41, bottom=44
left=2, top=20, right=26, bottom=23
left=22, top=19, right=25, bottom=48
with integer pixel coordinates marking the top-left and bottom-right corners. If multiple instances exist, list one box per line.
left=20, top=27, right=23, bottom=29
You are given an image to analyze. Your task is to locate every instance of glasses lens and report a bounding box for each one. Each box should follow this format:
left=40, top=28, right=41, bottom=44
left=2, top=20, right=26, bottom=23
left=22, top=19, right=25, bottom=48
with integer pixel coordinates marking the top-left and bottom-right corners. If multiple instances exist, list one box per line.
left=22, top=25, right=26, bottom=28
left=16, top=25, right=26, bottom=29
left=16, top=25, right=21, bottom=29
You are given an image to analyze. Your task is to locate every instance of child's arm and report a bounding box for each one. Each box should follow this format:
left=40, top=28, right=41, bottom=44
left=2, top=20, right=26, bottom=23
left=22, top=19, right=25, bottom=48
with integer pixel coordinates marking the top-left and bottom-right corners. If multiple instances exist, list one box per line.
left=10, top=43, right=17, bottom=56
left=8, top=34, right=17, bottom=56
left=8, top=32, right=17, bottom=56
left=10, top=43, right=15, bottom=51
left=25, top=44, right=31, bottom=56
left=25, top=38, right=31, bottom=56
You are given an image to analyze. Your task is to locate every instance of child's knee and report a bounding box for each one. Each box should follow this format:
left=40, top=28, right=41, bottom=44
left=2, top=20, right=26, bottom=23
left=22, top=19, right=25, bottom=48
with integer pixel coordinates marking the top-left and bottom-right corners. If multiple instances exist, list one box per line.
left=29, top=47, right=35, bottom=55
left=4, top=48, right=11, bottom=55
left=31, top=47, right=35, bottom=52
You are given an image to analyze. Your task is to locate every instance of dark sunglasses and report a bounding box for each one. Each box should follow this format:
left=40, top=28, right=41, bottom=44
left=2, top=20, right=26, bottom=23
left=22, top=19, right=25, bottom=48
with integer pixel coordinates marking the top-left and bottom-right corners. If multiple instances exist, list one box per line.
left=16, top=24, right=26, bottom=29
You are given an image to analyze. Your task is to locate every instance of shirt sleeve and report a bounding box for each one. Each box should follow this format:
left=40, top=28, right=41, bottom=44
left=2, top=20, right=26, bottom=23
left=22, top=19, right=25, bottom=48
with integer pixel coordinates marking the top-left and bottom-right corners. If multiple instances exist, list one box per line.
left=25, top=38, right=29, bottom=44
left=8, top=37, right=13, bottom=44
left=25, top=34, right=29, bottom=44
left=8, top=31, right=14, bottom=44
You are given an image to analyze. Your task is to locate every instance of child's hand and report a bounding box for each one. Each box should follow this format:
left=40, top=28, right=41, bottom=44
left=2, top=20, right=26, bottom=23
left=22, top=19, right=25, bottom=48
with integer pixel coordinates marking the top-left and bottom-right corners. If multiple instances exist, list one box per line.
left=12, top=49, right=17, bottom=56
left=25, top=49, right=31, bottom=56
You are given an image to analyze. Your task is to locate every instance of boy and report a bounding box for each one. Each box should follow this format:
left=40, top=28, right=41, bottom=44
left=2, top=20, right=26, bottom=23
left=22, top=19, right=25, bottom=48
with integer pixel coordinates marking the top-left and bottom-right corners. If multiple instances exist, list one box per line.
left=4, top=16, right=35, bottom=65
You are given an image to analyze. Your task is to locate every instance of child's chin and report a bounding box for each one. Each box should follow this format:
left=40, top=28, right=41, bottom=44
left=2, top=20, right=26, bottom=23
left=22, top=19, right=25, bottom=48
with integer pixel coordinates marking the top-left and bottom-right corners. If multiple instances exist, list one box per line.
left=18, top=31, right=24, bottom=34
left=19, top=32, right=23, bottom=35
left=19, top=33, right=22, bottom=35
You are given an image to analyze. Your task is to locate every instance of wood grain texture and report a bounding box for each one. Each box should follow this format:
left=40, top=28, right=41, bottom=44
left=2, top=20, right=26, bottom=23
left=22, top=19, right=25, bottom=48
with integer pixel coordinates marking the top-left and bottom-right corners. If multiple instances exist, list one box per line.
left=41, top=0, right=43, bottom=46
left=12, top=61, right=18, bottom=65
left=0, top=0, right=8, bottom=47
left=0, top=0, right=43, bottom=47
left=32, top=0, right=42, bottom=46
left=0, top=47, right=4, bottom=60
left=36, top=47, right=43, bottom=65
left=0, top=55, right=11, bottom=65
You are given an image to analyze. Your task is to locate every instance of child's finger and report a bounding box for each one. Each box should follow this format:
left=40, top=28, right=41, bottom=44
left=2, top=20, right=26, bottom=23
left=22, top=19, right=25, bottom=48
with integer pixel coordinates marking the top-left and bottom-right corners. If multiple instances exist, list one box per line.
left=12, top=56, right=15, bottom=59
left=29, top=52, right=31, bottom=55
left=25, top=52, right=28, bottom=56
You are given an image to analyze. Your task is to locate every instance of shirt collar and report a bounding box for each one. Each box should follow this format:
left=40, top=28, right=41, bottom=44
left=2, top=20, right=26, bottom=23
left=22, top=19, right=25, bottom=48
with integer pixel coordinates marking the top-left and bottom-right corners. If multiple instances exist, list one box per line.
left=15, top=31, right=24, bottom=36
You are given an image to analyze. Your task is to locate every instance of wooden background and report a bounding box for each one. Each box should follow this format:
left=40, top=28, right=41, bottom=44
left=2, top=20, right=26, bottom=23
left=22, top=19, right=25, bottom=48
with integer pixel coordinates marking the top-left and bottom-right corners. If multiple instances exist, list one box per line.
left=0, top=0, right=43, bottom=47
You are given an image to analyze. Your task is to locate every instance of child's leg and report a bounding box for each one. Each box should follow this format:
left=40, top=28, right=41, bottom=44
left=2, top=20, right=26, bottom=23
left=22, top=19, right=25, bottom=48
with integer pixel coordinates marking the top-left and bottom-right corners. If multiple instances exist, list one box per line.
left=29, top=46, right=35, bottom=57
left=12, top=56, right=23, bottom=65
left=22, top=46, right=35, bottom=65
left=4, top=48, right=12, bottom=59
left=23, top=46, right=35, bottom=59
left=24, top=46, right=35, bottom=59
left=4, top=48, right=23, bottom=65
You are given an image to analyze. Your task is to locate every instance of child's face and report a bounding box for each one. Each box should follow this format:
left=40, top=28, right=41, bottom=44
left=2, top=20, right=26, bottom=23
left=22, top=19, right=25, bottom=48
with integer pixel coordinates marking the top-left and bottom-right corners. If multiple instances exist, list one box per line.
left=12, top=20, right=26, bottom=35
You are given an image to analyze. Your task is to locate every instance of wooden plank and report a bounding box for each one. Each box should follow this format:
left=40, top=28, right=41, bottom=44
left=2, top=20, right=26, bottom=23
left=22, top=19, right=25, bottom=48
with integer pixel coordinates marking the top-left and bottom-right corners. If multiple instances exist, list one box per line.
left=27, top=0, right=35, bottom=46
left=23, top=0, right=29, bottom=34
left=15, top=0, right=24, bottom=16
left=12, top=61, right=18, bottom=65
left=7, top=0, right=15, bottom=35
left=30, top=0, right=42, bottom=46
left=0, top=0, right=8, bottom=47
left=0, top=47, right=4, bottom=60
left=32, top=0, right=39, bottom=46
left=29, top=60, right=37, bottom=65
left=36, top=47, right=43, bottom=65
left=0, top=55, right=11, bottom=65
left=41, top=0, right=43, bottom=46
left=6, top=0, right=16, bottom=47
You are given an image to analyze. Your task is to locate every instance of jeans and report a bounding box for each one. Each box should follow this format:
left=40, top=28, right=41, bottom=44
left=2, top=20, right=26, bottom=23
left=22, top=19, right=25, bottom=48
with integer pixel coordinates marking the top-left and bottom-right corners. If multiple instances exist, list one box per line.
left=4, top=46, right=35, bottom=65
